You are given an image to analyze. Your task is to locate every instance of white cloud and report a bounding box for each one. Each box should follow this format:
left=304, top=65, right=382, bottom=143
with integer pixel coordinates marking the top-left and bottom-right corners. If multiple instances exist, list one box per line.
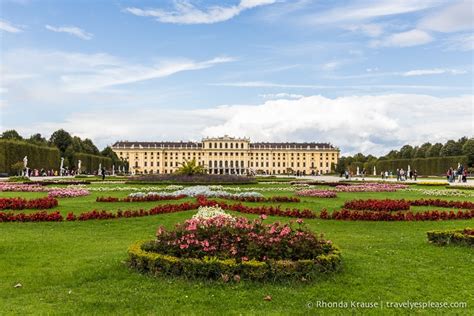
left=0, top=19, right=23, bottom=33
left=306, top=0, right=443, bottom=24
left=419, top=0, right=473, bottom=33
left=371, top=29, right=433, bottom=47
left=444, top=33, right=474, bottom=51
left=125, top=0, right=276, bottom=24
left=259, top=93, right=304, bottom=99
left=45, top=25, right=93, bottom=40
left=210, top=81, right=470, bottom=91
left=10, top=94, right=473, bottom=155
left=1, top=49, right=235, bottom=94
left=402, top=68, right=467, bottom=76
left=346, top=23, right=384, bottom=37
left=321, top=61, right=343, bottom=71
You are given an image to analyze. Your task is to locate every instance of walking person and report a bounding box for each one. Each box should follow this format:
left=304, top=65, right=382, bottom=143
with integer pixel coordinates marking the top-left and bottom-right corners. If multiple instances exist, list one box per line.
left=396, top=168, right=400, bottom=181
left=413, top=169, right=418, bottom=181
left=101, top=167, right=106, bottom=181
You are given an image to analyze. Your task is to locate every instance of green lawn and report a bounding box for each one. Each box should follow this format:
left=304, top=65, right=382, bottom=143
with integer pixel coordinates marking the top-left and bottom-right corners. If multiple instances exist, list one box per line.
left=1, top=183, right=473, bottom=315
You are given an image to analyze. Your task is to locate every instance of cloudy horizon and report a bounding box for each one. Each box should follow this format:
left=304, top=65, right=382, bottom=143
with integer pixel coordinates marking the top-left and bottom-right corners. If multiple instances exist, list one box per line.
left=1, top=0, right=473, bottom=155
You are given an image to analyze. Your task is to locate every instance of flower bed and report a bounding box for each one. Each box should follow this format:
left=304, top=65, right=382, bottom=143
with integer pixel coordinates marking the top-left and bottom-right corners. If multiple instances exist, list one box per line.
left=405, top=188, right=474, bottom=197
left=48, top=188, right=90, bottom=198
left=334, top=183, right=408, bottom=192
left=0, top=197, right=58, bottom=210
left=0, top=183, right=47, bottom=192
left=67, top=202, right=200, bottom=221
left=427, top=228, right=473, bottom=246
left=128, top=215, right=341, bottom=281
left=417, top=182, right=447, bottom=186
left=96, top=194, right=187, bottom=203
left=296, top=190, right=338, bottom=198
left=320, top=209, right=474, bottom=221
left=343, top=199, right=411, bottom=212
left=197, top=197, right=316, bottom=218
left=410, top=199, right=474, bottom=209
left=223, top=195, right=300, bottom=203
left=0, top=211, right=63, bottom=222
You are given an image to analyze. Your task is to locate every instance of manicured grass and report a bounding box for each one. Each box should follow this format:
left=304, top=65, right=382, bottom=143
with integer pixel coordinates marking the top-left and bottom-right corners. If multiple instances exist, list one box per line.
left=1, top=183, right=473, bottom=315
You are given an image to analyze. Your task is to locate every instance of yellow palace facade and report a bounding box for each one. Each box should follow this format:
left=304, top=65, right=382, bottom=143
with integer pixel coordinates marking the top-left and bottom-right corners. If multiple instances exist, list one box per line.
left=112, top=136, right=339, bottom=175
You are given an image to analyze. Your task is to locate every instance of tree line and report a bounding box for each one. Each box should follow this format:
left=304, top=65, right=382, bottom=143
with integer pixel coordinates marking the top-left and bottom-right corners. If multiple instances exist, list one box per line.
left=0, top=129, right=126, bottom=174
left=335, top=137, right=474, bottom=175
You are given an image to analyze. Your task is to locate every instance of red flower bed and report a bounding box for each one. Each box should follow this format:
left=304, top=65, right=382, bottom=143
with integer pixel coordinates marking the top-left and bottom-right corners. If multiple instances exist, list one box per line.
left=324, top=209, right=474, bottom=221
left=0, top=197, right=58, bottom=210
left=410, top=199, right=474, bottom=209
left=222, top=196, right=300, bottom=203
left=96, top=195, right=187, bottom=203
left=0, top=211, right=63, bottom=222
left=67, top=201, right=200, bottom=221
left=197, top=197, right=315, bottom=218
left=343, top=199, right=411, bottom=212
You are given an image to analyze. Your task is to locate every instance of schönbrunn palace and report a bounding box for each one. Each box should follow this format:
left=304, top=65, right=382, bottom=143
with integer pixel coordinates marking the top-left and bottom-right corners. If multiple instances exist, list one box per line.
left=112, top=136, right=339, bottom=175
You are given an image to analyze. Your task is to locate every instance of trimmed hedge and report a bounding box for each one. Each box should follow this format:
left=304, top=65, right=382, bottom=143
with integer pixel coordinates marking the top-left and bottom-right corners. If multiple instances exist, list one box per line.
left=375, top=156, right=468, bottom=176
left=427, top=228, right=473, bottom=247
left=73, top=153, right=112, bottom=174
left=0, top=140, right=60, bottom=175
left=128, top=240, right=342, bottom=281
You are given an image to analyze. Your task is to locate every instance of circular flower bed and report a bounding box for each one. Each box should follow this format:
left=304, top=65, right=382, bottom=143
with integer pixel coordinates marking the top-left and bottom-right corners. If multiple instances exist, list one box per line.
left=128, top=209, right=341, bottom=281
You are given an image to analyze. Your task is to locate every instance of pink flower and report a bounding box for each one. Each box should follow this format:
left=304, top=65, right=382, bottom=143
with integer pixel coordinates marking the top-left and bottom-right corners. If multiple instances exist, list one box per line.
left=241, top=256, right=249, bottom=261
left=296, top=218, right=303, bottom=224
left=260, top=214, right=267, bottom=220
left=179, top=244, right=189, bottom=249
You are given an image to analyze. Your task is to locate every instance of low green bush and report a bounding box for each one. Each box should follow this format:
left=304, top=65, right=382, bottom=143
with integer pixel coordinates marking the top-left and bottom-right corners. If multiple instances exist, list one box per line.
left=427, top=228, right=473, bottom=247
left=128, top=240, right=341, bottom=282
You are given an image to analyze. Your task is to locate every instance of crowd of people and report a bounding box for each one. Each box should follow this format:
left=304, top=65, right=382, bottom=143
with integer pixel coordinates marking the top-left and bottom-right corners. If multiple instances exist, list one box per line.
left=446, top=165, right=468, bottom=183
left=340, top=164, right=469, bottom=183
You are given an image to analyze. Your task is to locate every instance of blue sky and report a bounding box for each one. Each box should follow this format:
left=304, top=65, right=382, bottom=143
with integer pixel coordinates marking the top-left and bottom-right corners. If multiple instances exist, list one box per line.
left=1, top=0, right=473, bottom=155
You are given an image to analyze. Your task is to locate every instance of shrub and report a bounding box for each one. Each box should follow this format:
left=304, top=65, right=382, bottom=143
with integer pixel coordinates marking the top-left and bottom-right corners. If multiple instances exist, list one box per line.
left=128, top=216, right=341, bottom=281
left=427, top=228, right=473, bottom=246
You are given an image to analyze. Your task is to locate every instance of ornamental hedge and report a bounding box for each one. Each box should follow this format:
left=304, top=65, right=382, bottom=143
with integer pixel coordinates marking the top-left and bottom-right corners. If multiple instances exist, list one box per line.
left=0, top=140, right=60, bottom=175
left=72, top=153, right=112, bottom=173
left=374, top=156, right=468, bottom=176
left=427, top=228, right=473, bottom=247
left=128, top=215, right=341, bottom=281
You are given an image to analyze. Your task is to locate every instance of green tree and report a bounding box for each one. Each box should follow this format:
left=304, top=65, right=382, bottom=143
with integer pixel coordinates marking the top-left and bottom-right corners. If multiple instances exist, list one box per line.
left=334, top=156, right=347, bottom=175
left=440, top=140, right=462, bottom=157
left=1, top=130, right=23, bottom=140
left=101, top=146, right=121, bottom=165
left=49, top=129, right=72, bottom=153
left=426, top=143, right=443, bottom=157
left=399, top=145, right=414, bottom=159
left=176, top=159, right=206, bottom=176
left=27, top=133, right=48, bottom=146
left=82, top=138, right=100, bottom=155
left=414, top=142, right=432, bottom=158
left=353, top=153, right=366, bottom=162
left=462, top=138, right=474, bottom=166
